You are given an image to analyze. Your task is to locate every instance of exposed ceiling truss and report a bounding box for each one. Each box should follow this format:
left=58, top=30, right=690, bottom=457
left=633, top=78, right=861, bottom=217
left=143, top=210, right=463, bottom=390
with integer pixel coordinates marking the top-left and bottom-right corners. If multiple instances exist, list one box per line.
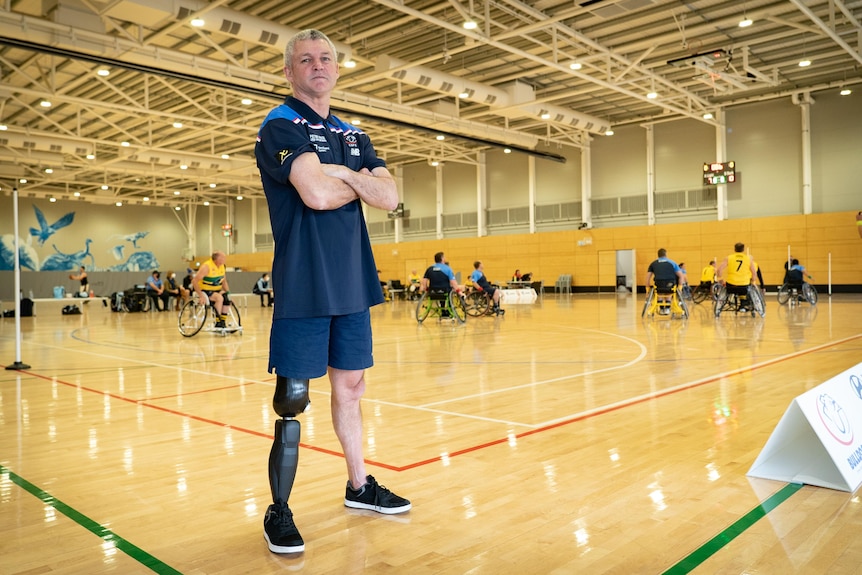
left=0, top=0, right=859, bottom=207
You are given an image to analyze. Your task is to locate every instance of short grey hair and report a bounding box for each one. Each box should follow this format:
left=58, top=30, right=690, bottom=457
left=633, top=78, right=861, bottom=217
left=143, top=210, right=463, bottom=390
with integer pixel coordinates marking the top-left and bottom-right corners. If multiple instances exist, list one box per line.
left=284, top=29, right=338, bottom=70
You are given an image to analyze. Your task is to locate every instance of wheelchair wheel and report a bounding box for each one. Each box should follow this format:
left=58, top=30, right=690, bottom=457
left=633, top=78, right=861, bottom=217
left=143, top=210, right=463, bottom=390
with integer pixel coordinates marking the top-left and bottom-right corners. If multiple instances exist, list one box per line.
left=178, top=300, right=208, bottom=336
left=777, top=284, right=791, bottom=305
left=802, top=283, right=818, bottom=305
left=641, top=287, right=656, bottom=318
left=415, top=292, right=433, bottom=323
left=748, top=285, right=766, bottom=317
left=449, top=291, right=467, bottom=323
left=222, top=301, right=242, bottom=332
left=464, top=291, right=490, bottom=317
left=713, top=284, right=727, bottom=317
left=691, top=284, right=709, bottom=304
left=677, top=293, right=690, bottom=319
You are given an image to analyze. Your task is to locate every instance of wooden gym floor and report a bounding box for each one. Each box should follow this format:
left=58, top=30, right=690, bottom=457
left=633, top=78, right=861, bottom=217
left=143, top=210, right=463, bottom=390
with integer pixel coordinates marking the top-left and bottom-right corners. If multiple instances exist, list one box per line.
left=1, top=292, right=861, bottom=574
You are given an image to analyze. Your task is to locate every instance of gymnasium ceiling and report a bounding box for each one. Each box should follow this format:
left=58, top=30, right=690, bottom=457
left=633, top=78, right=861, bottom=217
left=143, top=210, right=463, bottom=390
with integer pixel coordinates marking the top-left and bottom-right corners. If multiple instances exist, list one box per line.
left=0, top=0, right=860, bottom=208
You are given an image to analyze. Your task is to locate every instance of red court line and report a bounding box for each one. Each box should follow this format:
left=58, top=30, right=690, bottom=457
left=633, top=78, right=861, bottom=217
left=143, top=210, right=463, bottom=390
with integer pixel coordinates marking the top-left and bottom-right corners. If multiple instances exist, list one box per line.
left=7, top=333, right=859, bottom=473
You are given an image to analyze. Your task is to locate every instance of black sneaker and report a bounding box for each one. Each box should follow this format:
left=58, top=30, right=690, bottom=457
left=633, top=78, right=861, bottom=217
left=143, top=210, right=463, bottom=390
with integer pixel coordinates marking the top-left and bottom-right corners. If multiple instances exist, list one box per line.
left=263, top=503, right=304, bottom=554
left=214, top=319, right=226, bottom=328
left=344, top=475, right=411, bottom=514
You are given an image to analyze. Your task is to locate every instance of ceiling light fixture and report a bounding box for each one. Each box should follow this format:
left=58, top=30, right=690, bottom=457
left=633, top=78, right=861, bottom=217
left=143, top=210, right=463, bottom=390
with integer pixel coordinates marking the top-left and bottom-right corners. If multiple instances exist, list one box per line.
left=172, top=121, right=183, bottom=128
left=203, top=201, right=210, bottom=206
left=236, top=195, right=244, bottom=200
left=462, top=20, right=477, bottom=30
left=240, top=98, right=252, bottom=105
left=40, top=100, right=52, bottom=108
left=569, top=62, right=582, bottom=70
left=343, top=60, right=357, bottom=69
left=97, top=68, right=110, bottom=76
left=180, top=164, right=188, bottom=170
left=86, top=153, right=95, bottom=159
left=739, top=17, right=753, bottom=28
left=503, top=148, right=512, bottom=154
left=436, top=135, right=445, bottom=141
left=73, top=192, right=80, bottom=197
left=45, top=168, right=53, bottom=174
left=101, top=185, right=109, bottom=190
left=798, top=59, right=811, bottom=67
left=209, top=183, right=216, bottom=188
left=647, top=91, right=658, bottom=99
left=840, top=88, right=852, bottom=96
left=703, top=112, right=714, bottom=120
left=190, top=18, right=205, bottom=27
left=173, top=190, right=181, bottom=195
left=605, top=129, right=614, bottom=136
left=19, top=178, right=27, bottom=184
left=115, top=201, right=123, bottom=207
left=0, top=124, right=7, bottom=130
left=143, top=197, right=149, bottom=202
left=121, top=141, right=130, bottom=147
left=175, top=206, right=181, bottom=211
left=49, top=197, right=56, bottom=202
left=220, top=153, right=230, bottom=159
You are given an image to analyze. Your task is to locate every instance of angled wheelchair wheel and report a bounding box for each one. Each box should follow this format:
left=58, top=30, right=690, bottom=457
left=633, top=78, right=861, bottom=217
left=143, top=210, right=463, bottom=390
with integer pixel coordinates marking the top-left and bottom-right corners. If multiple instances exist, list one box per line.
left=178, top=300, right=208, bottom=336
left=449, top=291, right=467, bottom=323
left=677, top=293, right=690, bottom=319
left=713, top=284, right=727, bottom=318
left=415, top=292, right=432, bottom=323
left=777, top=284, right=791, bottom=305
left=802, top=283, right=818, bottom=305
left=223, top=301, right=242, bottom=333
left=691, top=284, right=709, bottom=304
left=641, top=287, right=656, bottom=318
left=464, top=291, right=490, bottom=317
left=748, top=285, right=766, bottom=318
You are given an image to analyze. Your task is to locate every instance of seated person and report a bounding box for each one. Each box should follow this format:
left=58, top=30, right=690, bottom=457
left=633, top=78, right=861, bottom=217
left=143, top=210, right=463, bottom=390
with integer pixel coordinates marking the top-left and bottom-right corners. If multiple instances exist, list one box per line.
left=471, top=260, right=502, bottom=313
left=253, top=273, right=274, bottom=307
left=699, top=260, right=716, bottom=288
left=193, top=251, right=233, bottom=329
left=422, top=251, right=459, bottom=296
left=407, top=269, right=421, bottom=300
left=520, top=272, right=532, bottom=283
left=377, top=269, right=390, bottom=302
left=716, top=242, right=758, bottom=310
left=146, top=270, right=169, bottom=312
left=645, top=248, right=683, bottom=314
left=512, top=269, right=522, bottom=282
left=164, top=270, right=188, bottom=310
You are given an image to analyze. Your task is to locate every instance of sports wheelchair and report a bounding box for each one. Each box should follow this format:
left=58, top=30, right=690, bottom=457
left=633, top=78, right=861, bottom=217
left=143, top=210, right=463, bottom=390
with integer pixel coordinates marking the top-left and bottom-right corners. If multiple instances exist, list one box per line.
left=178, top=292, right=242, bottom=336
left=642, top=283, right=689, bottom=319
left=463, top=283, right=505, bottom=317
left=777, top=282, right=817, bottom=306
left=415, top=289, right=467, bottom=324
left=713, top=283, right=765, bottom=318
left=690, top=282, right=721, bottom=304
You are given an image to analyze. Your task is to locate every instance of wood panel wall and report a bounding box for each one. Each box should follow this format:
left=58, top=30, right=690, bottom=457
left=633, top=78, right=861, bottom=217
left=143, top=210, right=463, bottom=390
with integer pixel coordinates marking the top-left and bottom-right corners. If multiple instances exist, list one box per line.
left=228, top=211, right=862, bottom=291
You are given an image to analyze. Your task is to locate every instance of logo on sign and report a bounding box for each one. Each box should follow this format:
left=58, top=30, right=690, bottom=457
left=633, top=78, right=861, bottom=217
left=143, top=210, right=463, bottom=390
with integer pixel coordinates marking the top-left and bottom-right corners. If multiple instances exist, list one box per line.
left=816, top=393, right=853, bottom=446
left=851, top=374, right=862, bottom=401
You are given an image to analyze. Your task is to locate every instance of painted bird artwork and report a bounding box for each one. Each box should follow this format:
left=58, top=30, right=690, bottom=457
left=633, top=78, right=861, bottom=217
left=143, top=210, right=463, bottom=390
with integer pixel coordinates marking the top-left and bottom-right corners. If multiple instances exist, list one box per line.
left=29, top=205, right=75, bottom=246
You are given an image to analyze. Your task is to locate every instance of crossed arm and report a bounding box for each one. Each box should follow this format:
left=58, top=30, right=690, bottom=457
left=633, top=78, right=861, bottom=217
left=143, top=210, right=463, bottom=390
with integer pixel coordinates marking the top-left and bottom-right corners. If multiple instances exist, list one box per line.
left=289, top=152, right=398, bottom=212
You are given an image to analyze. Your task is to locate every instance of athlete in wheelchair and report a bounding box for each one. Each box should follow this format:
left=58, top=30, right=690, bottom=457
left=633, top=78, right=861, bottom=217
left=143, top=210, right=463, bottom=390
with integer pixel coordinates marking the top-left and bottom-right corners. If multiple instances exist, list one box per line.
left=714, top=242, right=765, bottom=318
left=178, top=251, right=243, bottom=336
left=467, top=261, right=505, bottom=317
left=642, top=249, right=688, bottom=319
left=415, top=251, right=467, bottom=323
left=777, top=259, right=817, bottom=306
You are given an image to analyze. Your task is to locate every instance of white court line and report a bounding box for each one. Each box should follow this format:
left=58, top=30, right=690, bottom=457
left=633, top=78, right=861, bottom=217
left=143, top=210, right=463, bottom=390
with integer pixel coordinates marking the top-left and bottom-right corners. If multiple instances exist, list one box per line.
left=419, top=327, right=649, bottom=408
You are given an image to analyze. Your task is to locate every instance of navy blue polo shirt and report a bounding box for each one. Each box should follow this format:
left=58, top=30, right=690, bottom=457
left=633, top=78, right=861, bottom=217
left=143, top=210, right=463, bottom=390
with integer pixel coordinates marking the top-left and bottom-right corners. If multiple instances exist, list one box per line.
left=255, top=96, right=386, bottom=318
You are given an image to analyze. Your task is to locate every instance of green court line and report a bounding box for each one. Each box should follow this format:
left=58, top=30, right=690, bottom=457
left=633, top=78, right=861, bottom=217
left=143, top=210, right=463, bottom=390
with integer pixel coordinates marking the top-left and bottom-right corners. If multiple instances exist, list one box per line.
left=1, top=463, right=183, bottom=575
left=662, top=482, right=804, bottom=574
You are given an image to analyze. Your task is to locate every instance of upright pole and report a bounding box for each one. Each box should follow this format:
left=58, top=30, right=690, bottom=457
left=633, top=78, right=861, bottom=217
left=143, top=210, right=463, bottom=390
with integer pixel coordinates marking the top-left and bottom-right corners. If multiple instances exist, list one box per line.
left=6, top=187, right=31, bottom=371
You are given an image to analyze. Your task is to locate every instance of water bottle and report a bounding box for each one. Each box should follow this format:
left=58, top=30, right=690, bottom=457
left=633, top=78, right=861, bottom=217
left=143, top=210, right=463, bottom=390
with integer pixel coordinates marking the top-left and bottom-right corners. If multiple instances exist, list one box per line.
left=29, top=290, right=34, bottom=300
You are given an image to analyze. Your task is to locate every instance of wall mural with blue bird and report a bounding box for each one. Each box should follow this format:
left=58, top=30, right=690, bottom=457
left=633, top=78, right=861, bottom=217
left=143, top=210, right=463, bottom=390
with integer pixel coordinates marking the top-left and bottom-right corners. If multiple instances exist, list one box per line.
left=0, top=202, right=170, bottom=272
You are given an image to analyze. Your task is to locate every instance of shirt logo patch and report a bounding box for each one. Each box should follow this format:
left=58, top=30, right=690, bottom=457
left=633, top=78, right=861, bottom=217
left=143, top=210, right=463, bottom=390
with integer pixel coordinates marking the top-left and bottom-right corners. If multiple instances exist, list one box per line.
left=277, top=149, right=292, bottom=164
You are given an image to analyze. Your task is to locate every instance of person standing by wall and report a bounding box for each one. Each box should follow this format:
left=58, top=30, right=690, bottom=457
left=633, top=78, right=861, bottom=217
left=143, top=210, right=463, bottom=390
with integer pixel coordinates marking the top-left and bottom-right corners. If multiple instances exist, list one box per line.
left=255, top=28, right=410, bottom=555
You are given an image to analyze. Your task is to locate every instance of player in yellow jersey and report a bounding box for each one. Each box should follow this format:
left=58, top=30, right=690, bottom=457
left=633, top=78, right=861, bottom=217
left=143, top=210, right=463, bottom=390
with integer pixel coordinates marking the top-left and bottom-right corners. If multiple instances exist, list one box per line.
left=716, top=243, right=758, bottom=311
left=193, top=250, right=233, bottom=328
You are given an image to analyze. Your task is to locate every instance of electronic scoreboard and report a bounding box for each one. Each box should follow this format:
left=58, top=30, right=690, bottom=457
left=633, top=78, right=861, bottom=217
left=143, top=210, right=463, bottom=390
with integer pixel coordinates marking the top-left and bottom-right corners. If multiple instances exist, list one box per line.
left=703, top=161, right=736, bottom=185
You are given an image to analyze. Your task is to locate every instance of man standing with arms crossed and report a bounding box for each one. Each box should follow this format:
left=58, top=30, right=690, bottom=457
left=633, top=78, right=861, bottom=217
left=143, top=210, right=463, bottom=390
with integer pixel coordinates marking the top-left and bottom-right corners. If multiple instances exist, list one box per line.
left=255, top=29, right=411, bottom=555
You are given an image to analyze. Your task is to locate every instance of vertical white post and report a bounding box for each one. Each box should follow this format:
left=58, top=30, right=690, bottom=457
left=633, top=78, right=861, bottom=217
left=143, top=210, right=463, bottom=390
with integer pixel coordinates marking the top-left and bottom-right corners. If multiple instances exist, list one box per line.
left=435, top=164, right=444, bottom=239
left=581, top=140, right=592, bottom=226
left=476, top=153, right=487, bottom=237
left=528, top=155, right=536, bottom=234
left=6, top=187, right=30, bottom=370
left=394, top=165, right=403, bottom=243
left=715, top=109, right=728, bottom=221
left=645, top=124, right=655, bottom=225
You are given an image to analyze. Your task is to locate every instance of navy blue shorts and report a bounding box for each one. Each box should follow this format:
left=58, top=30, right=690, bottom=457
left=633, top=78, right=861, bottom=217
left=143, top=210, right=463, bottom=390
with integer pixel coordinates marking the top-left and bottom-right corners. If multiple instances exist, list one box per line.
left=268, top=310, right=373, bottom=379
